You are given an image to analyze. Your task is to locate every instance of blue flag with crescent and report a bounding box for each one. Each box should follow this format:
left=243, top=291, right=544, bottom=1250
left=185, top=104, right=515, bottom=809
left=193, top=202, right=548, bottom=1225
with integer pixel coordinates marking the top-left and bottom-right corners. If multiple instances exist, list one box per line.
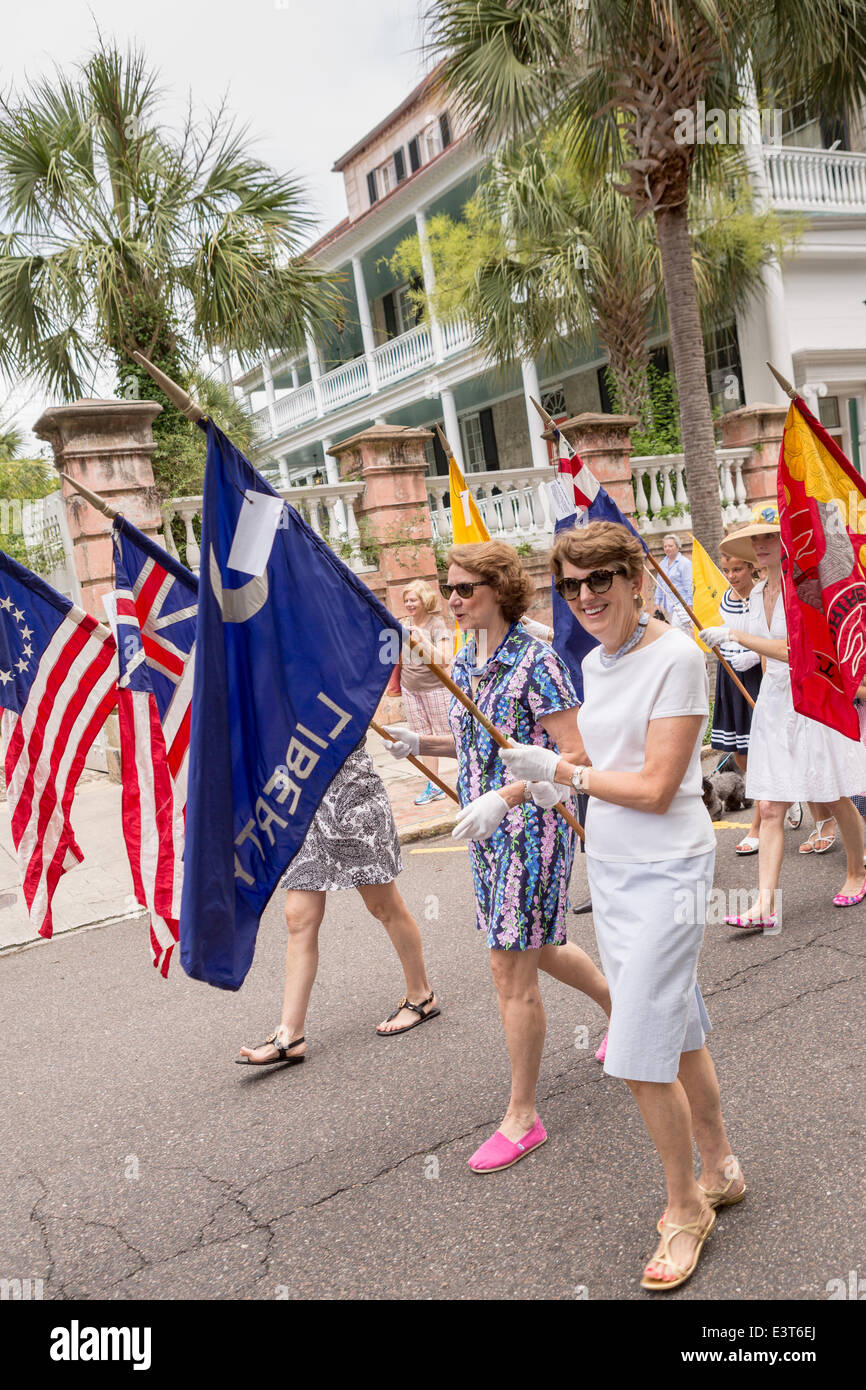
left=179, top=420, right=403, bottom=990
left=551, top=436, right=647, bottom=702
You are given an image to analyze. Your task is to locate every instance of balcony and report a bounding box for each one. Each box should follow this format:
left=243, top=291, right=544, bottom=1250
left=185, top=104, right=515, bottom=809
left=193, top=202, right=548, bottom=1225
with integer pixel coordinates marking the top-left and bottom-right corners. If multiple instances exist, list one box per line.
left=251, top=314, right=477, bottom=443
left=763, top=145, right=866, bottom=212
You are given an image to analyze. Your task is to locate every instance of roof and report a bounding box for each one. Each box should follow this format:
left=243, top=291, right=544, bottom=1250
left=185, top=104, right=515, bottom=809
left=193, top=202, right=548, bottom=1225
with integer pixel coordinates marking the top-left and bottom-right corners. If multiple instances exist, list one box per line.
left=306, top=128, right=473, bottom=260
left=331, top=61, right=446, bottom=173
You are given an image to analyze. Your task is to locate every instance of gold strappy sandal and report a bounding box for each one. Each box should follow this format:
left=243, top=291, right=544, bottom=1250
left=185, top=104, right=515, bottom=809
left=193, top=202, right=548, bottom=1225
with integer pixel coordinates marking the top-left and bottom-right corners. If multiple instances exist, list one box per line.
left=641, top=1207, right=715, bottom=1292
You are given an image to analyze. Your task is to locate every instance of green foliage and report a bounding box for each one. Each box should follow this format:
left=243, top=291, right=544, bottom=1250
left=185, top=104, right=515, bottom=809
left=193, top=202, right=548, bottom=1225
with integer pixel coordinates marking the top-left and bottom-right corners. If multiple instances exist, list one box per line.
left=0, top=38, right=339, bottom=400
left=0, top=457, right=64, bottom=571
left=609, top=365, right=683, bottom=457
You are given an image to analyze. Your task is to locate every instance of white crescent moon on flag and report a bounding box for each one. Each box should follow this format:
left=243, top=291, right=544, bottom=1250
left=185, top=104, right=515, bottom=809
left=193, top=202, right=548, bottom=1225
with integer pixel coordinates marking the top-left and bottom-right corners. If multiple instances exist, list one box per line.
left=209, top=546, right=269, bottom=623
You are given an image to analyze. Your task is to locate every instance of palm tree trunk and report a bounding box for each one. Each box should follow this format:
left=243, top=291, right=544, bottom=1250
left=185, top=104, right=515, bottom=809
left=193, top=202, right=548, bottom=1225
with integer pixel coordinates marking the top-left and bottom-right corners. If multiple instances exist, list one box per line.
left=653, top=204, right=722, bottom=558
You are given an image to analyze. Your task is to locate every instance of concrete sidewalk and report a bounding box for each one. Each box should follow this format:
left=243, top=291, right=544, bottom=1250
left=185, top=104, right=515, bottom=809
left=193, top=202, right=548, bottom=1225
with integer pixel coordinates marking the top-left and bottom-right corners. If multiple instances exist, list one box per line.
left=0, top=732, right=458, bottom=953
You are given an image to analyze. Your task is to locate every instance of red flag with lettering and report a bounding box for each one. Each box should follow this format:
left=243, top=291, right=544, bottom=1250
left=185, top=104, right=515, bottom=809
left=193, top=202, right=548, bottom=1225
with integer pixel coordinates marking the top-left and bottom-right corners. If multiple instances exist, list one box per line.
left=777, top=394, right=866, bottom=740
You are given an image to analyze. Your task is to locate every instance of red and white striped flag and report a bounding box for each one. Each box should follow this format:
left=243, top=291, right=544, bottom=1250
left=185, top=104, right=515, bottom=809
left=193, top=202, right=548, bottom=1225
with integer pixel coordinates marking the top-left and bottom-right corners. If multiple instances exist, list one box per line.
left=0, top=554, right=117, bottom=939
left=110, top=518, right=197, bottom=976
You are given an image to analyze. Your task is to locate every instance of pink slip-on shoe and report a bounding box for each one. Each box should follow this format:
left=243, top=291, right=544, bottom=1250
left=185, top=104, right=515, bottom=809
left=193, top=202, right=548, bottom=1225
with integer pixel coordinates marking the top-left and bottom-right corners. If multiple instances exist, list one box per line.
left=725, top=913, right=779, bottom=933
left=595, top=1032, right=608, bottom=1063
left=833, top=878, right=866, bottom=908
left=468, top=1117, right=547, bottom=1173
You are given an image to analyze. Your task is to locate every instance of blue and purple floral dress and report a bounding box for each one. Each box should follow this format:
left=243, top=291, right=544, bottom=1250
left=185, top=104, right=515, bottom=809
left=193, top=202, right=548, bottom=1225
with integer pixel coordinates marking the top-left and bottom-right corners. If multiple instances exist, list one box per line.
left=448, top=624, right=579, bottom=950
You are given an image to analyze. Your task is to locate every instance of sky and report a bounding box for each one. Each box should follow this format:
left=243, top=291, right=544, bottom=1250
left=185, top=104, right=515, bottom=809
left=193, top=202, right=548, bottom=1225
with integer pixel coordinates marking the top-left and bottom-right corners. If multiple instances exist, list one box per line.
left=0, top=0, right=429, bottom=451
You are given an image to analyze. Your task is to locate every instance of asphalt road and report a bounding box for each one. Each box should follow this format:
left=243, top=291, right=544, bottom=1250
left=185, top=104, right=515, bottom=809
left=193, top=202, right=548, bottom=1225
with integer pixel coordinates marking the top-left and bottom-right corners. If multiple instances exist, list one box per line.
left=1, top=821, right=864, bottom=1302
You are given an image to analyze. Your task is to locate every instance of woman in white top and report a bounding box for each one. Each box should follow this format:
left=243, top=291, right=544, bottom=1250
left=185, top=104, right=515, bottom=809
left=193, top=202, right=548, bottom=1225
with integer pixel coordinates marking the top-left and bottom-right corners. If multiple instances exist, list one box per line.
left=501, top=520, right=742, bottom=1293
left=700, top=512, right=866, bottom=929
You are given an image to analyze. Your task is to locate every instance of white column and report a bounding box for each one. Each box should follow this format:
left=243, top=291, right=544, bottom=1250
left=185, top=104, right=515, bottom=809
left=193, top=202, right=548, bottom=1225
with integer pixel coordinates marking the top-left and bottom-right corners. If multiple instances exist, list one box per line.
left=520, top=358, right=551, bottom=469
left=305, top=332, right=325, bottom=418
left=351, top=256, right=379, bottom=392
left=261, top=356, right=276, bottom=434
left=740, top=65, right=795, bottom=406
left=278, top=457, right=291, bottom=490
left=440, top=388, right=464, bottom=468
left=291, top=365, right=300, bottom=389
left=416, top=208, right=445, bottom=362
left=322, top=435, right=346, bottom=532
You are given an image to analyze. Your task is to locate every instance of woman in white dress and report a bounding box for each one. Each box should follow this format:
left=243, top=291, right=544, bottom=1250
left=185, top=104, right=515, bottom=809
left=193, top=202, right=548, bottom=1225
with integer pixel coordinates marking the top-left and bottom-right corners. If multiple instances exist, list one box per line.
left=700, top=511, right=866, bottom=932
left=501, top=521, right=742, bottom=1293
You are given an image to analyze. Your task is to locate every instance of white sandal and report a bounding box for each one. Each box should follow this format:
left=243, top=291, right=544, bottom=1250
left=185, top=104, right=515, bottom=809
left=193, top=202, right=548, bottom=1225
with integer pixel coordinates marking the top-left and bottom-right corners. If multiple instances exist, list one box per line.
left=735, top=835, right=759, bottom=855
left=799, top=819, right=836, bottom=855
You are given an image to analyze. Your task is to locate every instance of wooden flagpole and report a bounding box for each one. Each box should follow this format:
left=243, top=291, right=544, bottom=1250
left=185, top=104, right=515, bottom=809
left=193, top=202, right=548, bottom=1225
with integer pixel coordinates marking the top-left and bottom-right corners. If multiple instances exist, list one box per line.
left=400, top=626, right=584, bottom=840
left=370, top=720, right=459, bottom=804
left=530, top=395, right=756, bottom=709
left=59, top=472, right=119, bottom=519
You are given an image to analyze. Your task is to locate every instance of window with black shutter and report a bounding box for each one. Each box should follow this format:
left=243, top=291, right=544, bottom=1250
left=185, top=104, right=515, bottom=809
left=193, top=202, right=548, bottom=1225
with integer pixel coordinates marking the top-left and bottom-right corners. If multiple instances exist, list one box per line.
left=479, top=407, right=499, bottom=470
left=366, top=170, right=378, bottom=205
left=408, top=136, right=421, bottom=172
left=432, top=426, right=448, bottom=476
left=439, top=112, right=452, bottom=148
left=382, top=292, right=398, bottom=340
left=393, top=148, right=406, bottom=183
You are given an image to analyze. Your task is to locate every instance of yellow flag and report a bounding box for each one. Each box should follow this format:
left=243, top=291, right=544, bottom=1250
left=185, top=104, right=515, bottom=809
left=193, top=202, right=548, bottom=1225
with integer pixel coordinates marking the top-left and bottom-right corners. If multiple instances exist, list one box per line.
left=448, top=457, right=489, bottom=544
left=444, top=456, right=488, bottom=653
left=690, top=535, right=726, bottom=651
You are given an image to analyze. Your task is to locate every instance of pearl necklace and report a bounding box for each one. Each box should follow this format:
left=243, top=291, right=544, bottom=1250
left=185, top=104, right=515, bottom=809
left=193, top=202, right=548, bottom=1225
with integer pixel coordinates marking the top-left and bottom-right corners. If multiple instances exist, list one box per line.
left=598, top=612, right=650, bottom=668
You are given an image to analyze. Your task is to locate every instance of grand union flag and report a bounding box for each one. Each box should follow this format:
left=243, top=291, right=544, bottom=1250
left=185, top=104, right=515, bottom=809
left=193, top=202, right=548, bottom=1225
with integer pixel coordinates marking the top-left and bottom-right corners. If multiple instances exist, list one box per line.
left=778, top=393, right=866, bottom=740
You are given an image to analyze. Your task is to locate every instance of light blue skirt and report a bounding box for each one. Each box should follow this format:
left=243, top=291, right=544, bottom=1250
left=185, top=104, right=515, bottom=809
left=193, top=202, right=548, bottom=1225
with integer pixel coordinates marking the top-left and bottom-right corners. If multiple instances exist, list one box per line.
left=586, top=849, right=715, bottom=1083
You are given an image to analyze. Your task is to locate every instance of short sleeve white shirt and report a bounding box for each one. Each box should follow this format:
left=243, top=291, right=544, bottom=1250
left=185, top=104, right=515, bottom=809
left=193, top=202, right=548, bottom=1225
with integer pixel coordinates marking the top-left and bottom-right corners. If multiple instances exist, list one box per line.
left=577, top=627, right=715, bottom=862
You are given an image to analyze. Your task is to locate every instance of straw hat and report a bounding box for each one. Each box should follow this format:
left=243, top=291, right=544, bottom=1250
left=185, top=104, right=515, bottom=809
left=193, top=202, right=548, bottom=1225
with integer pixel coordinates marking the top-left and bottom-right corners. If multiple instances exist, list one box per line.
left=719, top=505, right=781, bottom=561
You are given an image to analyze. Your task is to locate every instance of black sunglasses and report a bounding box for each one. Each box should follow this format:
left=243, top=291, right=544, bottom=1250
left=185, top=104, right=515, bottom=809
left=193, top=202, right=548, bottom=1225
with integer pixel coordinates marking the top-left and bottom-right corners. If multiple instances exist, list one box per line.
left=555, top=568, right=625, bottom=600
left=439, top=580, right=489, bottom=600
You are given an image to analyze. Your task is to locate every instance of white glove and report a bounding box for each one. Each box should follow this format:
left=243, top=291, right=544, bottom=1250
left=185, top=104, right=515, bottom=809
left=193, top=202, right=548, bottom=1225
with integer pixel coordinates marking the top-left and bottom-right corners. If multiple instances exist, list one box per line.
left=698, top=626, right=731, bottom=649
left=527, top=781, right=561, bottom=809
left=520, top=616, right=552, bottom=642
left=452, top=789, right=510, bottom=842
left=499, top=743, right=561, bottom=783
left=727, top=648, right=761, bottom=672
left=382, top=724, right=420, bottom=759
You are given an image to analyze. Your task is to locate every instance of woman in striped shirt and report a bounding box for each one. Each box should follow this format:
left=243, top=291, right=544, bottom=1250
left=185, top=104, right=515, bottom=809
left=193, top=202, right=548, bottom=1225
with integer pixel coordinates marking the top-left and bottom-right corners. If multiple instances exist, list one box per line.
left=710, top=552, right=763, bottom=854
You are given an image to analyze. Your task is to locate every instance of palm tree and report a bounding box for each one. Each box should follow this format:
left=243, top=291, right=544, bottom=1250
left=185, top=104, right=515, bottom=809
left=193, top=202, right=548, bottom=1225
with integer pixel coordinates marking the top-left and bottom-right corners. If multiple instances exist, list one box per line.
left=0, top=39, right=338, bottom=492
left=425, top=0, right=866, bottom=552
left=393, top=133, right=789, bottom=427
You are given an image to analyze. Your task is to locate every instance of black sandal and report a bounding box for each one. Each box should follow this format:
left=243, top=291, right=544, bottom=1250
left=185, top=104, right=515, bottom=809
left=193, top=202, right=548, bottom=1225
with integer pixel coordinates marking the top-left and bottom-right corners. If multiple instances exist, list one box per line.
left=376, top=991, right=440, bottom=1036
left=235, top=1029, right=305, bottom=1066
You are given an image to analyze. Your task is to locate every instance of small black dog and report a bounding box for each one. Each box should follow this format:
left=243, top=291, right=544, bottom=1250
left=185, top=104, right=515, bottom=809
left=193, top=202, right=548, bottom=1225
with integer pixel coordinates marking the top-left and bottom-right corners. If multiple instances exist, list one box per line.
left=702, top=770, right=753, bottom=820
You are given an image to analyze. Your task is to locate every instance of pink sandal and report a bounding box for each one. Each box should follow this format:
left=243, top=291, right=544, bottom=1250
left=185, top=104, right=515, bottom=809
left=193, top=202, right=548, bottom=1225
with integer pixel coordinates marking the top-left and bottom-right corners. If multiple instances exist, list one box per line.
left=595, top=1032, right=608, bottom=1063
left=468, top=1117, right=547, bottom=1173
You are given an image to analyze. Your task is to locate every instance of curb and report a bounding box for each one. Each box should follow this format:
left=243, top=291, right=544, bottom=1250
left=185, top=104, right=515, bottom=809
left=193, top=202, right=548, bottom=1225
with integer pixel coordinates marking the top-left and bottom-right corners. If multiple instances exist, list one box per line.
left=397, top=812, right=459, bottom=845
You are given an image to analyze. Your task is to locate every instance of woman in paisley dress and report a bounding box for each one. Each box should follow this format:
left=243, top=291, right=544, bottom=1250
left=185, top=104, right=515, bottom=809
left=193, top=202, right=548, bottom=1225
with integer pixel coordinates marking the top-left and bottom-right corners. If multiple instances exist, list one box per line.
left=236, top=744, right=440, bottom=1067
left=385, top=542, right=610, bottom=1172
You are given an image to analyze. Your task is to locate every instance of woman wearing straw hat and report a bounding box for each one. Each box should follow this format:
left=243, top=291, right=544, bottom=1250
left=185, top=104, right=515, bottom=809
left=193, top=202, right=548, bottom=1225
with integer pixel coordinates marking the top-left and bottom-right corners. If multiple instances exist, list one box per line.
left=700, top=507, right=866, bottom=931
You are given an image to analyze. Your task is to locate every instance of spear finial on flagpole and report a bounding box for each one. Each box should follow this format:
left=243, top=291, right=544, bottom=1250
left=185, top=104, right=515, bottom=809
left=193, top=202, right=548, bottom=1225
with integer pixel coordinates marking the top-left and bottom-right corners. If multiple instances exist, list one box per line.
left=59, top=472, right=119, bottom=519
left=434, top=422, right=457, bottom=461
left=767, top=362, right=797, bottom=401
left=131, top=351, right=205, bottom=423
left=530, top=395, right=576, bottom=459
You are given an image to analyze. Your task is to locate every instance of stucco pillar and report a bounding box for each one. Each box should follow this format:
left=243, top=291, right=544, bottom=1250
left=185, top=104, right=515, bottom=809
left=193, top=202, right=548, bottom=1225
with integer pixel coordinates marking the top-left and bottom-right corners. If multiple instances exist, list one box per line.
left=327, top=424, right=438, bottom=616
left=351, top=256, right=379, bottom=392
left=545, top=412, right=640, bottom=520
left=720, top=403, right=788, bottom=513
left=33, top=396, right=165, bottom=780
left=440, top=388, right=464, bottom=468
left=33, top=397, right=164, bottom=619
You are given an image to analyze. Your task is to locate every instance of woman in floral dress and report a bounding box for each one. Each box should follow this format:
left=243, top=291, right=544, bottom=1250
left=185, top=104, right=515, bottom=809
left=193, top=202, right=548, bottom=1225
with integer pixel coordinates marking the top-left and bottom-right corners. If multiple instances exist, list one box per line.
left=385, top=541, right=610, bottom=1173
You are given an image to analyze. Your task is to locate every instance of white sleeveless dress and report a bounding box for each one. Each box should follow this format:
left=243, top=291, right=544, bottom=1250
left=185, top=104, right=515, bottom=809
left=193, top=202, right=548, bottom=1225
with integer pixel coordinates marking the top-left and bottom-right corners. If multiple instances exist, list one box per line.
left=744, top=580, right=866, bottom=802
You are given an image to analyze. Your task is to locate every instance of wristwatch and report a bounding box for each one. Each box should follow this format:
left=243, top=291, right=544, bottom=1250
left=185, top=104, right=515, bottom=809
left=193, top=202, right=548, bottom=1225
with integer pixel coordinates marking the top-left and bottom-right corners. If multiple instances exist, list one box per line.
left=571, top=766, right=590, bottom=795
